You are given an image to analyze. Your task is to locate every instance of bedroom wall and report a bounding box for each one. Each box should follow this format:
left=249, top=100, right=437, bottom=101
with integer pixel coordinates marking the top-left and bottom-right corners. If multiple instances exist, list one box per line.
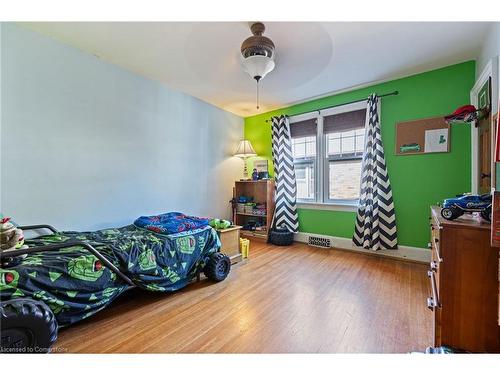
left=244, top=61, right=475, bottom=249
left=476, top=22, right=500, bottom=81
left=0, top=23, right=243, bottom=231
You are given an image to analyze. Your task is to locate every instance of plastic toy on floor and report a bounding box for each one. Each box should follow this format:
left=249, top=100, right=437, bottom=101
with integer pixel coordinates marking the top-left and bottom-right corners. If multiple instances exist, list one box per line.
left=240, top=238, right=249, bottom=258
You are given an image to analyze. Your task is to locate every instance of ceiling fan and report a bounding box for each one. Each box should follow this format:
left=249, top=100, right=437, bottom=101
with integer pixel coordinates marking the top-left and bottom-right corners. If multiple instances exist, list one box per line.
left=240, top=22, right=276, bottom=110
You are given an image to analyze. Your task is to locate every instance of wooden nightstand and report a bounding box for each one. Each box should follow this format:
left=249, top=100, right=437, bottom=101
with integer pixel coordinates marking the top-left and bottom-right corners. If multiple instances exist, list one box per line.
left=216, top=225, right=243, bottom=264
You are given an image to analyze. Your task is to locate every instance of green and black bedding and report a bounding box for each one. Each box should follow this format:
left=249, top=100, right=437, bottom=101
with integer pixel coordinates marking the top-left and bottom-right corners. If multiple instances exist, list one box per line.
left=0, top=221, right=220, bottom=327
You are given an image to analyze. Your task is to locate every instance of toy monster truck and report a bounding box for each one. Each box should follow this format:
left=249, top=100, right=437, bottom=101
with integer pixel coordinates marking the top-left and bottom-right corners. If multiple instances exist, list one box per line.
left=440, top=193, right=492, bottom=222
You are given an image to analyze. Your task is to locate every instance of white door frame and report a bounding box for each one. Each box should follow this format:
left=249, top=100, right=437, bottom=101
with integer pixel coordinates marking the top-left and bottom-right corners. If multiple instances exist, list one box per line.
left=470, top=57, right=498, bottom=194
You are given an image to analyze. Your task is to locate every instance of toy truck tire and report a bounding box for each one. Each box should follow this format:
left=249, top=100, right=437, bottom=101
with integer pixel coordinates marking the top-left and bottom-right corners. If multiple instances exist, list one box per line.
left=0, top=298, right=58, bottom=353
left=480, top=207, right=492, bottom=222
left=441, top=207, right=463, bottom=220
left=204, top=253, right=231, bottom=282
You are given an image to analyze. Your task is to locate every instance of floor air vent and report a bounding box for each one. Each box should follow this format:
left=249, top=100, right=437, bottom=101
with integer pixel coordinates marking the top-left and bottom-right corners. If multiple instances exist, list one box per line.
left=308, top=236, right=331, bottom=248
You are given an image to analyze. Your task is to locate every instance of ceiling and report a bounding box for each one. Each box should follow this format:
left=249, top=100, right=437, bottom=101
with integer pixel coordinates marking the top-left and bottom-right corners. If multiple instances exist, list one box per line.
left=22, top=22, right=492, bottom=117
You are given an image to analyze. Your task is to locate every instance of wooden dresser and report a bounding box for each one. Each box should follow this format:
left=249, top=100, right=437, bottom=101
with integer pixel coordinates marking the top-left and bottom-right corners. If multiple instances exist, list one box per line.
left=429, top=206, right=500, bottom=352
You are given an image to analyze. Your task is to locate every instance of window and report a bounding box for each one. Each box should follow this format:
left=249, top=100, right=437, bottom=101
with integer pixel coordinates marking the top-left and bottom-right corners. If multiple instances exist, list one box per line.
left=295, top=162, right=315, bottom=200
left=290, top=118, right=317, bottom=201
left=323, top=108, right=366, bottom=203
left=290, top=103, right=367, bottom=206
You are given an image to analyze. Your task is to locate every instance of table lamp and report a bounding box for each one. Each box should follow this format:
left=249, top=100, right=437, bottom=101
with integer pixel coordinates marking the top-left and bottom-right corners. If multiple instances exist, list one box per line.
left=234, top=139, right=257, bottom=179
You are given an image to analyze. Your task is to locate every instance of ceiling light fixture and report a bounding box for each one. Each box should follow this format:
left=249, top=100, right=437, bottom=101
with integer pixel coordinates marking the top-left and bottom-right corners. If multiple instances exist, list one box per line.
left=240, top=22, right=276, bottom=110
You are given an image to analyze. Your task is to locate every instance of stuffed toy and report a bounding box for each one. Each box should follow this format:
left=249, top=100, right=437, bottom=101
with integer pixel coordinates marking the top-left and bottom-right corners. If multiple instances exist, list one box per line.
left=0, top=217, right=28, bottom=252
left=209, top=218, right=232, bottom=230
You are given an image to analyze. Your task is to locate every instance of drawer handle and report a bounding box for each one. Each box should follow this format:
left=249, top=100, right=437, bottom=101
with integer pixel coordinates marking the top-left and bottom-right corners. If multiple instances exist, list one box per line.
left=430, top=261, right=438, bottom=271
left=427, top=297, right=435, bottom=311
left=427, top=270, right=440, bottom=309
left=433, top=238, right=443, bottom=263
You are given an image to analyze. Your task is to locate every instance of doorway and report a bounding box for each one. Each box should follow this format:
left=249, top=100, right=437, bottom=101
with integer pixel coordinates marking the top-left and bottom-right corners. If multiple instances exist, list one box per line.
left=471, top=58, right=498, bottom=195
left=478, top=105, right=492, bottom=194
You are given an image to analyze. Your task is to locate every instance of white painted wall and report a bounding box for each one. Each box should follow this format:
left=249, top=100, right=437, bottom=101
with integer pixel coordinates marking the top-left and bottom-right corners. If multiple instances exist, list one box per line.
left=477, top=23, right=500, bottom=79
left=0, top=23, right=243, bottom=231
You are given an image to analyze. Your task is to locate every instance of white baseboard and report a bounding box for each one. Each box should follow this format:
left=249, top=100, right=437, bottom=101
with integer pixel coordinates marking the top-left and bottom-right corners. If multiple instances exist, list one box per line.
left=294, top=232, right=430, bottom=263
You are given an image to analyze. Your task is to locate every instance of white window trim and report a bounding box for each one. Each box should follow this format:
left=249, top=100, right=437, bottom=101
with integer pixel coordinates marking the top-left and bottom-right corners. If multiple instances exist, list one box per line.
left=293, top=157, right=316, bottom=203
left=319, top=101, right=367, bottom=117
left=297, top=201, right=358, bottom=212
left=289, top=112, right=318, bottom=123
left=290, top=101, right=367, bottom=210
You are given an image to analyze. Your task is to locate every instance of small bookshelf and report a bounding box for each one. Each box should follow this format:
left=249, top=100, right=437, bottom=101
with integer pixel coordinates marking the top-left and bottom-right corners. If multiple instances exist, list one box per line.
left=232, top=179, right=275, bottom=241
left=236, top=212, right=267, bottom=218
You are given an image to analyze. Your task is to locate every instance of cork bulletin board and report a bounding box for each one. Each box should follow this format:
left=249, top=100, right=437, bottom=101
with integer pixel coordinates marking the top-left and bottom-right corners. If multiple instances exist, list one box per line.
left=395, top=116, right=450, bottom=156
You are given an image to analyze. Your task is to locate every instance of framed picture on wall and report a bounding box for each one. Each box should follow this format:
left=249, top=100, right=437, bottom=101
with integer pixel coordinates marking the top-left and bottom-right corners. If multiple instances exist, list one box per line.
left=253, top=159, right=268, bottom=173
left=253, top=159, right=270, bottom=179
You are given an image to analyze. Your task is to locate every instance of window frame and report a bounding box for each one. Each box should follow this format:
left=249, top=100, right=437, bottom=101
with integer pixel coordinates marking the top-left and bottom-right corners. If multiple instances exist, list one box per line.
left=289, top=112, right=319, bottom=203
left=289, top=101, right=367, bottom=208
left=293, top=158, right=316, bottom=203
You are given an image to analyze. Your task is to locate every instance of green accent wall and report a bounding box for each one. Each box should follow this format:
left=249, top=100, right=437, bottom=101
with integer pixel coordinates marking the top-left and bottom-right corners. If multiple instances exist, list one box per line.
left=244, top=61, right=475, bottom=248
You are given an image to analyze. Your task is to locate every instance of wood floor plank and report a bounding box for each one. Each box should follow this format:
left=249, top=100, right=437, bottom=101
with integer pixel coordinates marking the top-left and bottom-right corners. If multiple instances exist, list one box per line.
left=54, top=241, right=432, bottom=353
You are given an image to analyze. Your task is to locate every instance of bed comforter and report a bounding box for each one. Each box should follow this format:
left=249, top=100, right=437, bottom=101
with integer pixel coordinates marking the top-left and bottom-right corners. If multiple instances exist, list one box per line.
left=134, top=212, right=210, bottom=235
left=0, top=225, right=220, bottom=326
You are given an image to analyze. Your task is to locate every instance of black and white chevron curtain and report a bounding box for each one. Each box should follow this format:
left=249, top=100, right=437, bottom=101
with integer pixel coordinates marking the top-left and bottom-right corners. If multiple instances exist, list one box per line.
left=271, top=115, right=299, bottom=232
left=353, top=94, right=398, bottom=250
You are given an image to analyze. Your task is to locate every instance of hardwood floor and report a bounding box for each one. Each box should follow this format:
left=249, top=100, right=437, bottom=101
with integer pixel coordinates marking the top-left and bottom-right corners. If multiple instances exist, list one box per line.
left=54, top=241, right=432, bottom=353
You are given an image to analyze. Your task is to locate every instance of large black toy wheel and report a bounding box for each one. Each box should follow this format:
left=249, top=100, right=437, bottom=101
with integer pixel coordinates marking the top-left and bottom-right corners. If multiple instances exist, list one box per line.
left=269, top=227, right=294, bottom=246
left=480, top=207, right=492, bottom=222
left=204, top=253, right=231, bottom=282
left=441, top=207, right=463, bottom=220
left=0, top=298, right=58, bottom=353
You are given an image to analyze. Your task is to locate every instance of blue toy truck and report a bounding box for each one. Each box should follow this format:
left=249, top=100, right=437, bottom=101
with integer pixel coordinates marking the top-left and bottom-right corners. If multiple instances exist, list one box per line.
left=440, top=193, right=492, bottom=222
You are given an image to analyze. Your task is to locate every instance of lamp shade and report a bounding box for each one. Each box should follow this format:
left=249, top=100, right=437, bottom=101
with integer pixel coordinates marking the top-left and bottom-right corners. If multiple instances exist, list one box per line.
left=241, top=55, right=275, bottom=80
left=234, top=140, right=257, bottom=158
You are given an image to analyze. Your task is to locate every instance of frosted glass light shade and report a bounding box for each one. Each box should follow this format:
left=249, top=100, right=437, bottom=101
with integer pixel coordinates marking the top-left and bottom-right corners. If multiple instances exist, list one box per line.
left=234, top=140, right=257, bottom=158
left=241, top=55, right=275, bottom=80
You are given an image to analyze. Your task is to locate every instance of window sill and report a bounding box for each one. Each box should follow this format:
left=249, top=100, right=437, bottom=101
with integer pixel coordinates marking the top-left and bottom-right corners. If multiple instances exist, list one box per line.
left=296, top=201, right=358, bottom=212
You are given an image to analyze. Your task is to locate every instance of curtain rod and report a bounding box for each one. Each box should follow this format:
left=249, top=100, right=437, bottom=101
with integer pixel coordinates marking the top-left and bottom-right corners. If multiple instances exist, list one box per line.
left=264, top=90, right=399, bottom=123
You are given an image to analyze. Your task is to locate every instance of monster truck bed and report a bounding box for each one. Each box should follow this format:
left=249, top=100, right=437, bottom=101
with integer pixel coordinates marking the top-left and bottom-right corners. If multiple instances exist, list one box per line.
left=0, top=222, right=230, bottom=352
